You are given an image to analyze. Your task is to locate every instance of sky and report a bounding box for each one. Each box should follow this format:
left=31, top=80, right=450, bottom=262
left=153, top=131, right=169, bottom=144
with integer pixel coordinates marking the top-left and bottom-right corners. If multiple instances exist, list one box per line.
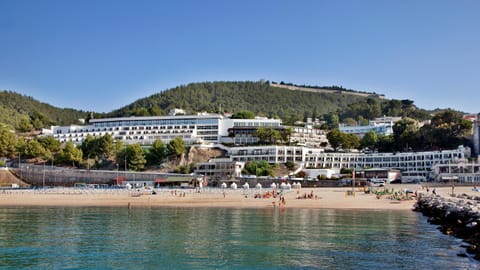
left=1, top=0, right=479, bottom=113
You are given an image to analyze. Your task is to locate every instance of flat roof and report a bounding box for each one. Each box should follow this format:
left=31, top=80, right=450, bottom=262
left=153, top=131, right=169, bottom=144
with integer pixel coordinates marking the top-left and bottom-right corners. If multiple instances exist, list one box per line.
left=89, top=114, right=222, bottom=123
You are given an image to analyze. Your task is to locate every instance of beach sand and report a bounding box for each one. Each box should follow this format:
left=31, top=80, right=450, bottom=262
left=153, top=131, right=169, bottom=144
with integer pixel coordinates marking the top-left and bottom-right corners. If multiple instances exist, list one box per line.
left=0, top=185, right=421, bottom=210
left=1, top=184, right=477, bottom=210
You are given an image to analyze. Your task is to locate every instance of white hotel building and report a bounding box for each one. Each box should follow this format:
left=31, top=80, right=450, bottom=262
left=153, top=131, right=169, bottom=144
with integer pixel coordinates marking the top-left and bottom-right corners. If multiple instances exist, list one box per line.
left=42, top=114, right=282, bottom=146
left=228, top=145, right=470, bottom=179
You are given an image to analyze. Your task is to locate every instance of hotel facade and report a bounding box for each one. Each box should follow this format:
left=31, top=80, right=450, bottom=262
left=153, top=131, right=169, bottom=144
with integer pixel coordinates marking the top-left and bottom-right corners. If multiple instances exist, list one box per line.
left=227, top=145, right=470, bottom=180
left=42, top=114, right=282, bottom=146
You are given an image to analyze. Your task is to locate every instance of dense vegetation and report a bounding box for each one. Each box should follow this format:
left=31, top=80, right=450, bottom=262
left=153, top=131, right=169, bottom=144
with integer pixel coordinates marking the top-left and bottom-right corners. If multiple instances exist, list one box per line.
left=106, top=81, right=433, bottom=126
left=107, top=81, right=385, bottom=124
left=327, top=109, right=472, bottom=152
left=0, top=91, right=91, bottom=130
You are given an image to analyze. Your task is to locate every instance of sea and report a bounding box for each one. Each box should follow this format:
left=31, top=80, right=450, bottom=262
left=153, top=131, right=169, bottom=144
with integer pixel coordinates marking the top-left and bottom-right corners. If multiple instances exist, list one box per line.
left=0, top=207, right=478, bottom=270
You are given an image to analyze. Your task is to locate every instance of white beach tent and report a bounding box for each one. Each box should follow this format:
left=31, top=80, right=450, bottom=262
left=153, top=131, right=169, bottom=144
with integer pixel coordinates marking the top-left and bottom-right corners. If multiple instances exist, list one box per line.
left=286, top=183, right=292, bottom=190
left=280, top=182, right=287, bottom=189
left=221, top=182, right=227, bottom=189
left=255, top=183, right=262, bottom=189
left=243, top=182, right=250, bottom=189
left=231, top=182, right=237, bottom=189
left=270, top=182, right=277, bottom=189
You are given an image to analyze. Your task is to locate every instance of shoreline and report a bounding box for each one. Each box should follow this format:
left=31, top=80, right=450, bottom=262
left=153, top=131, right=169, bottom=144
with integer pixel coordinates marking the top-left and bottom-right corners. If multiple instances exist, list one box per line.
left=1, top=185, right=476, bottom=210
left=0, top=185, right=424, bottom=210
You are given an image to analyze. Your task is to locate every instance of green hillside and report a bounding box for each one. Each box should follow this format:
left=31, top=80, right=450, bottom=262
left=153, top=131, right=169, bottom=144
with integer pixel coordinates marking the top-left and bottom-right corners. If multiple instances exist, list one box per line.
left=107, top=81, right=430, bottom=124
left=108, top=81, right=371, bottom=119
left=1, top=81, right=433, bottom=130
left=0, top=91, right=90, bottom=130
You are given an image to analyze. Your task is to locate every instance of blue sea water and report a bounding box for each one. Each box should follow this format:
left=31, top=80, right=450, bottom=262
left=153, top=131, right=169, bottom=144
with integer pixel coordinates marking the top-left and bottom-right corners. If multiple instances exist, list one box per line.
left=0, top=207, right=478, bottom=270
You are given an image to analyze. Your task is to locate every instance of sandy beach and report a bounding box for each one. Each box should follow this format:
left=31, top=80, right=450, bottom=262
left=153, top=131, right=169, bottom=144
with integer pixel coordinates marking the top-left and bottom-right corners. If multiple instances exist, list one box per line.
left=3, top=184, right=473, bottom=210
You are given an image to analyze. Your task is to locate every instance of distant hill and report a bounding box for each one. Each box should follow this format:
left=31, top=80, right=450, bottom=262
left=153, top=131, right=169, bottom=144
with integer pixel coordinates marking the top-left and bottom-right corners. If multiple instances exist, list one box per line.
left=0, top=90, right=90, bottom=129
left=1, top=81, right=435, bottom=130
left=107, top=81, right=391, bottom=123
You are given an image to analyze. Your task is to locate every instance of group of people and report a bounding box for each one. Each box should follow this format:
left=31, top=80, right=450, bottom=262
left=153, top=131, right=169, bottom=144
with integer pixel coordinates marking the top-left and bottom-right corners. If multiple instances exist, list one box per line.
left=296, top=190, right=317, bottom=200
left=170, top=190, right=187, bottom=197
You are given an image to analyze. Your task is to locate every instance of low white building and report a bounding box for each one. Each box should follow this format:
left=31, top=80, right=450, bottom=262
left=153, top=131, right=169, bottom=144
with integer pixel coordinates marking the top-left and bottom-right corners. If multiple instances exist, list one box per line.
left=194, top=158, right=245, bottom=180
left=339, top=116, right=401, bottom=137
left=228, top=145, right=470, bottom=180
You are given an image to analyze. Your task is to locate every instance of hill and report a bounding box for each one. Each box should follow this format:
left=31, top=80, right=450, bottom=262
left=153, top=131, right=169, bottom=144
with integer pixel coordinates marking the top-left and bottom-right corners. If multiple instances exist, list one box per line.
left=108, top=81, right=384, bottom=122
left=0, top=91, right=92, bottom=129
left=107, top=81, right=431, bottom=124
left=2, top=81, right=433, bottom=130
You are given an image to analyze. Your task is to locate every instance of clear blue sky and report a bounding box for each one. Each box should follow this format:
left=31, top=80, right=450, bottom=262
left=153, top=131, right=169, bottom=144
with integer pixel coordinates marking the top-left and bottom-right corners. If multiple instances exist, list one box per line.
left=1, top=0, right=479, bottom=113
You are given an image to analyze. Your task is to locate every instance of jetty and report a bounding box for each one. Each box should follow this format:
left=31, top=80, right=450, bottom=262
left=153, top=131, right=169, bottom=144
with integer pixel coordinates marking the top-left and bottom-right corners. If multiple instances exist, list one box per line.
left=415, top=190, right=480, bottom=259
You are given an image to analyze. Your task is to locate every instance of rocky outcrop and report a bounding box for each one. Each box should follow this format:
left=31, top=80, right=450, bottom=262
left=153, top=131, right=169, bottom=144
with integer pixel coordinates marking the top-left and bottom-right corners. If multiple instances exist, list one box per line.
left=415, top=193, right=480, bottom=259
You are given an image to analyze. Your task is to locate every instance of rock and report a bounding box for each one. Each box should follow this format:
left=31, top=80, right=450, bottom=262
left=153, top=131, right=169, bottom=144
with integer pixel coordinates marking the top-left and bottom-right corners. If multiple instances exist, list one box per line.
left=415, top=193, right=480, bottom=260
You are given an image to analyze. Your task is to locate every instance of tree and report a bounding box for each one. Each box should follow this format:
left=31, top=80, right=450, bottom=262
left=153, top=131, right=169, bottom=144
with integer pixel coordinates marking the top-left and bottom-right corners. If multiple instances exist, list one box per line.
left=343, top=117, right=357, bottom=126
left=231, top=110, right=255, bottom=119
left=97, top=134, right=115, bottom=159
left=280, top=127, right=293, bottom=145
left=18, top=117, right=33, bottom=132
left=126, top=144, right=146, bottom=171
left=81, top=134, right=115, bottom=163
left=376, top=135, right=394, bottom=152
left=23, top=139, right=46, bottom=158
left=37, top=135, right=61, bottom=154
left=325, top=113, right=339, bottom=129
left=361, top=130, right=378, bottom=150
left=342, top=133, right=360, bottom=150
left=357, top=116, right=369, bottom=126
left=426, top=109, right=472, bottom=149
left=0, top=125, right=18, bottom=158
left=254, top=127, right=281, bottom=145
left=393, top=117, right=418, bottom=151
left=167, top=137, right=186, bottom=157
left=30, top=111, right=51, bottom=129
left=242, top=160, right=273, bottom=176
left=147, top=139, right=167, bottom=165
left=133, top=107, right=150, bottom=116
left=326, top=129, right=343, bottom=151
left=327, top=129, right=360, bottom=150
left=57, top=141, right=83, bottom=167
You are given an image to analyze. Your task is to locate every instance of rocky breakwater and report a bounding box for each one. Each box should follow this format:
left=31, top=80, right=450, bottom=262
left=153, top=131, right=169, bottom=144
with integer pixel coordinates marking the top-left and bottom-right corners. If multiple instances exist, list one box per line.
left=415, top=192, right=480, bottom=259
